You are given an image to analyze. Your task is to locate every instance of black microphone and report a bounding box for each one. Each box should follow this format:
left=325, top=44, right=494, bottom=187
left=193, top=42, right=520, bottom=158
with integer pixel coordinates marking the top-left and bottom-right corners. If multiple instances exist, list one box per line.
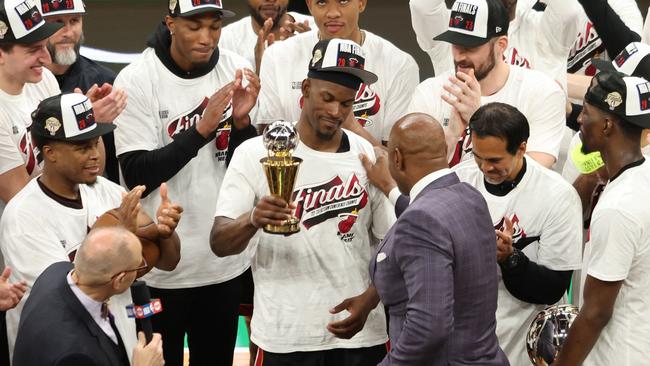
left=130, top=280, right=155, bottom=344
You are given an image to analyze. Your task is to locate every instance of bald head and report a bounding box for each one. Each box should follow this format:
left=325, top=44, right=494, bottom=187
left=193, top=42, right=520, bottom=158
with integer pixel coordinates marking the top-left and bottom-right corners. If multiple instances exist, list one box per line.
left=389, top=113, right=447, bottom=162
left=74, top=227, right=141, bottom=284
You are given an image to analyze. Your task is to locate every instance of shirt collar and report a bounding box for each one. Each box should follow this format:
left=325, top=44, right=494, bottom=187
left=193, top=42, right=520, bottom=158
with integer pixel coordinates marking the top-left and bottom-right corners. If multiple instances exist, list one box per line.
left=67, top=271, right=104, bottom=319
left=409, top=168, right=452, bottom=203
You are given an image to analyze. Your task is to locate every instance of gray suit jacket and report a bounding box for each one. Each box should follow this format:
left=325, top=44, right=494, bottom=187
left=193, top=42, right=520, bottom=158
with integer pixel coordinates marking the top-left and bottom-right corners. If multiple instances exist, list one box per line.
left=371, top=172, right=509, bottom=365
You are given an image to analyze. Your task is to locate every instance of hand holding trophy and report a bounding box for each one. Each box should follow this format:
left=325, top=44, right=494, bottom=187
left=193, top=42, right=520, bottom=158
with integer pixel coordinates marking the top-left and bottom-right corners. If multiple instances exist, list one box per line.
left=260, top=120, right=303, bottom=234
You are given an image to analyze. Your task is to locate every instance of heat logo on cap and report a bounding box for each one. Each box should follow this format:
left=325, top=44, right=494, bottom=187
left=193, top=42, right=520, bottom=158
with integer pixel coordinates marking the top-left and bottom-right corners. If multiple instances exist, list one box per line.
left=450, top=2, right=478, bottom=31
left=72, top=99, right=95, bottom=131
left=637, top=82, right=650, bottom=111
left=192, top=0, right=221, bottom=6
left=41, top=0, right=74, bottom=14
left=15, top=1, right=42, bottom=31
left=337, top=43, right=365, bottom=70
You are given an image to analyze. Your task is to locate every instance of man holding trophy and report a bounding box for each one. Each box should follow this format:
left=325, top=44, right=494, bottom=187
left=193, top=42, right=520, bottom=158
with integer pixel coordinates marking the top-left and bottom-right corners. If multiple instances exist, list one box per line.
left=211, top=38, right=395, bottom=366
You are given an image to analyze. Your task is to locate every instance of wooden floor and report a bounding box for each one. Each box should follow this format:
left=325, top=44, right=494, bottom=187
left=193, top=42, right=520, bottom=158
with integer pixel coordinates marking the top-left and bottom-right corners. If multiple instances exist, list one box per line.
left=183, top=351, right=250, bottom=366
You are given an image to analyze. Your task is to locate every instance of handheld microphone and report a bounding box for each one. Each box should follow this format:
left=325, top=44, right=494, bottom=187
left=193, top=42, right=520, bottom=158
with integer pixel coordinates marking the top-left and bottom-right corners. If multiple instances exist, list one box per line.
left=128, top=280, right=162, bottom=344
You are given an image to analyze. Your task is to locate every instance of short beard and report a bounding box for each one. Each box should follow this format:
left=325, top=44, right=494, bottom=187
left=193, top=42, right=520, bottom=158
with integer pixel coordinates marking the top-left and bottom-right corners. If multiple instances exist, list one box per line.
left=454, top=44, right=497, bottom=81
left=47, top=32, right=84, bottom=66
left=248, top=3, right=287, bottom=31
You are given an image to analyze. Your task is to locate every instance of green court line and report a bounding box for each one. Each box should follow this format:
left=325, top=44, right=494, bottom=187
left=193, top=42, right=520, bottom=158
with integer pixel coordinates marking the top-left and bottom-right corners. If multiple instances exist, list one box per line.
left=184, top=316, right=250, bottom=348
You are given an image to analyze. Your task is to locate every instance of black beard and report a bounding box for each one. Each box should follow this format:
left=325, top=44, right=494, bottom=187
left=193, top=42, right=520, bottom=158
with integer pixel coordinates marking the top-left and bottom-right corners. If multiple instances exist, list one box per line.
left=248, top=3, right=287, bottom=30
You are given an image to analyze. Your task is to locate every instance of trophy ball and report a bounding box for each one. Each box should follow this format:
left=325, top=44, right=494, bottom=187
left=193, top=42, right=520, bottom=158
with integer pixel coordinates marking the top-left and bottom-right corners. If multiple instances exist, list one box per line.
left=526, top=304, right=579, bottom=365
left=263, top=120, right=299, bottom=153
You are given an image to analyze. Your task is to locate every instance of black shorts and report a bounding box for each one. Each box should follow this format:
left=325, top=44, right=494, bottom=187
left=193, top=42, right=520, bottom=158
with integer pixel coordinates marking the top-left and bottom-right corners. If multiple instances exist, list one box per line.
left=254, top=344, right=388, bottom=366
left=239, top=267, right=254, bottom=317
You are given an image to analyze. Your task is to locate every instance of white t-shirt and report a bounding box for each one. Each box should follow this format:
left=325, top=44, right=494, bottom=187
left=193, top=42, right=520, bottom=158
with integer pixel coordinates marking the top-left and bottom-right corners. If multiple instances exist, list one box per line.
left=113, top=48, right=254, bottom=289
left=409, top=0, right=580, bottom=86
left=257, top=30, right=420, bottom=142
left=643, top=6, right=650, bottom=45
left=408, top=66, right=566, bottom=165
left=214, top=130, right=394, bottom=353
left=220, top=12, right=315, bottom=71
left=582, top=160, right=650, bottom=366
left=567, top=0, right=643, bottom=77
left=0, top=177, right=136, bottom=362
left=453, top=157, right=583, bottom=366
left=0, top=70, right=60, bottom=215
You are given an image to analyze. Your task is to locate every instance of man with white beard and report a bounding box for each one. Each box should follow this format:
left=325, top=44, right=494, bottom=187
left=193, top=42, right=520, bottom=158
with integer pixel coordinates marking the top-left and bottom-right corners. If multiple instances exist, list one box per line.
left=39, top=0, right=126, bottom=184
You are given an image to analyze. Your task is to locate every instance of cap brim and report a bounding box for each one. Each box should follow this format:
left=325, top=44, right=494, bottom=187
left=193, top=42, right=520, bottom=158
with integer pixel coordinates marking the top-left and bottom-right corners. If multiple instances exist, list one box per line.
left=65, top=123, right=116, bottom=142
left=591, top=58, right=616, bottom=73
left=8, top=21, right=64, bottom=44
left=433, top=30, right=489, bottom=48
left=177, top=7, right=235, bottom=18
left=43, top=9, right=85, bottom=17
left=321, top=66, right=378, bottom=85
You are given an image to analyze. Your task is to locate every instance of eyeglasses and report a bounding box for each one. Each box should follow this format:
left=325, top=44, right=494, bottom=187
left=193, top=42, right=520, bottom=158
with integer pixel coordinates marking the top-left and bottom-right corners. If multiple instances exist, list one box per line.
left=110, top=257, right=148, bottom=280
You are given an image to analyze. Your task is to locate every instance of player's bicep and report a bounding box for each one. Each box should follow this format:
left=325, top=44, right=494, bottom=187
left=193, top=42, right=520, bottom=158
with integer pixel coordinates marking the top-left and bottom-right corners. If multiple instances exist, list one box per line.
left=0, top=165, right=30, bottom=203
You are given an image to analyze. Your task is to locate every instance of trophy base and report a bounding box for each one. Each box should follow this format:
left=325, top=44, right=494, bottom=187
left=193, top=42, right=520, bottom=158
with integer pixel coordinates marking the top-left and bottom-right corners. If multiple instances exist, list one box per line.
left=263, top=218, right=301, bottom=235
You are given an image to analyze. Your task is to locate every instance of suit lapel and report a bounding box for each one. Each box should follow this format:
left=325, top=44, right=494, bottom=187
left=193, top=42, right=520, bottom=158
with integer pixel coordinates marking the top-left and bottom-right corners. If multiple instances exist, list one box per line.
left=59, top=269, right=124, bottom=365
left=411, top=172, right=460, bottom=205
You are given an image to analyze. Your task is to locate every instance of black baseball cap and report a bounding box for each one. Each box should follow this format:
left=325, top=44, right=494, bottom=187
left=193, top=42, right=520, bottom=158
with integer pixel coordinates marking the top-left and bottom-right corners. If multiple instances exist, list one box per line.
left=592, top=42, right=650, bottom=80
left=307, top=38, right=378, bottom=90
left=584, top=71, right=650, bottom=128
left=31, top=93, right=115, bottom=142
left=434, top=0, right=509, bottom=48
left=0, top=0, right=62, bottom=44
left=38, top=0, right=85, bottom=17
left=168, top=0, right=234, bottom=18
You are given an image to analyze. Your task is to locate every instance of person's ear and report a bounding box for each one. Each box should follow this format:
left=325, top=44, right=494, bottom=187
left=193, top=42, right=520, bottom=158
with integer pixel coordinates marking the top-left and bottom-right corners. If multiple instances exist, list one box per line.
left=495, top=36, right=508, bottom=55
left=394, top=147, right=405, bottom=172
left=112, top=272, right=126, bottom=291
left=301, top=78, right=311, bottom=98
left=165, top=15, right=175, bottom=36
left=359, top=0, right=368, bottom=13
left=517, top=141, right=527, bottom=156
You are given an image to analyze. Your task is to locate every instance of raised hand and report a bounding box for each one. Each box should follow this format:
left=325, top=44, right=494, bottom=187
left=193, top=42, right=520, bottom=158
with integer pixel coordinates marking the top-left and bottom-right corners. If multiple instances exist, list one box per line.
left=0, top=267, right=27, bottom=311
left=232, top=68, right=260, bottom=128
left=196, top=82, right=235, bottom=138
left=359, top=147, right=396, bottom=196
left=496, top=216, right=514, bottom=263
left=117, top=185, right=145, bottom=233
left=155, top=183, right=183, bottom=239
left=255, top=18, right=276, bottom=74
left=441, top=68, right=481, bottom=124
left=83, top=83, right=128, bottom=123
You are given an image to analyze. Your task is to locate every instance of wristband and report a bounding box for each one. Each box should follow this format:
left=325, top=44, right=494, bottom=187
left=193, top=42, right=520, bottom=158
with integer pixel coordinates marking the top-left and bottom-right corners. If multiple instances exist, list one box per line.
left=249, top=207, right=259, bottom=228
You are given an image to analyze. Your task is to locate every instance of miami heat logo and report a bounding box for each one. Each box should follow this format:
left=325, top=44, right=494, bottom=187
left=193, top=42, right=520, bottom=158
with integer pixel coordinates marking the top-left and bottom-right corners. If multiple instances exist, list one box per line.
left=504, top=47, right=531, bottom=69
left=495, top=214, right=527, bottom=241
left=292, top=174, right=368, bottom=236
left=354, top=84, right=381, bottom=128
left=19, top=131, right=37, bottom=175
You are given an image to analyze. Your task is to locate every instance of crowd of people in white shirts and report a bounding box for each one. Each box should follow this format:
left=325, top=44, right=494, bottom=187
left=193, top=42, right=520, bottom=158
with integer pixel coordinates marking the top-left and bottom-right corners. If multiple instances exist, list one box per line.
left=0, top=0, right=649, bottom=365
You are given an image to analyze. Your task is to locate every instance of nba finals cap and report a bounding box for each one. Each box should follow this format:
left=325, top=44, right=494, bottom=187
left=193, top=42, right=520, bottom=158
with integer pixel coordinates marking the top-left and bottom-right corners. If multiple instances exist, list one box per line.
left=31, top=93, right=115, bottom=142
left=169, top=0, right=235, bottom=18
left=592, top=42, right=650, bottom=80
left=308, top=38, right=378, bottom=90
left=585, top=71, right=650, bottom=128
left=38, top=0, right=85, bottom=16
left=434, top=0, right=509, bottom=48
left=0, top=0, right=62, bottom=44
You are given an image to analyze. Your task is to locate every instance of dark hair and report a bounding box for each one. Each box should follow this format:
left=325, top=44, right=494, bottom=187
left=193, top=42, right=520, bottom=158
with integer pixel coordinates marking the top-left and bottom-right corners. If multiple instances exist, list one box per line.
left=30, top=130, right=56, bottom=153
left=469, top=102, right=530, bottom=155
left=0, top=43, right=15, bottom=53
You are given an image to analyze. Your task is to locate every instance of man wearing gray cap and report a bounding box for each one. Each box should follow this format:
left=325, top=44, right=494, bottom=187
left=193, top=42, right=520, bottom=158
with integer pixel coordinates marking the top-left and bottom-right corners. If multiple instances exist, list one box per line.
left=555, top=71, right=650, bottom=366
left=212, top=38, right=395, bottom=366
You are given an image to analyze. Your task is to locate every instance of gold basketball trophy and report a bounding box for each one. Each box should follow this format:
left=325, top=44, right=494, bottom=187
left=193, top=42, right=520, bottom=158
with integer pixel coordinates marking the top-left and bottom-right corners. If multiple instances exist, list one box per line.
left=260, top=121, right=302, bottom=234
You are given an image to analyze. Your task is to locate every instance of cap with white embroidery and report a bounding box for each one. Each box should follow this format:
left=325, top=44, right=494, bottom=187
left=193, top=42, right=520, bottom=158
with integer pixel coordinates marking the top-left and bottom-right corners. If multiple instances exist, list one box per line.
left=0, top=0, right=62, bottom=44
left=433, top=0, right=509, bottom=48
left=585, top=71, right=650, bottom=128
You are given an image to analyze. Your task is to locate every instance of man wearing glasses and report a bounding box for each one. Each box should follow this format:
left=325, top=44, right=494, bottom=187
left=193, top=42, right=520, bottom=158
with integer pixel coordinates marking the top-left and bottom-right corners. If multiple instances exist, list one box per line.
left=13, top=226, right=165, bottom=366
left=0, top=93, right=182, bottom=361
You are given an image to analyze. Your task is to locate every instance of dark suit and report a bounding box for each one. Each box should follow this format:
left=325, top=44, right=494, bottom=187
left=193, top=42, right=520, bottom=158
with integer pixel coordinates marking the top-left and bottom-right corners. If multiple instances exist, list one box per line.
left=13, top=262, right=129, bottom=366
left=371, top=172, right=508, bottom=365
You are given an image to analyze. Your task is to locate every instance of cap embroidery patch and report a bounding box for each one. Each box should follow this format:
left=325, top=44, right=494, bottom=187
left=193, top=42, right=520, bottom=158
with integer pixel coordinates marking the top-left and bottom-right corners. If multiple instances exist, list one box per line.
left=637, top=82, right=650, bottom=111
left=311, top=49, right=322, bottom=67
left=15, top=1, right=42, bottom=31
left=614, top=43, right=639, bottom=68
left=604, top=92, right=623, bottom=110
left=450, top=2, right=478, bottom=31
left=41, top=0, right=74, bottom=14
left=337, top=43, right=365, bottom=70
left=192, top=0, right=221, bottom=7
left=0, top=21, right=8, bottom=39
left=72, top=99, right=95, bottom=130
left=44, top=117, right=61, bottom=136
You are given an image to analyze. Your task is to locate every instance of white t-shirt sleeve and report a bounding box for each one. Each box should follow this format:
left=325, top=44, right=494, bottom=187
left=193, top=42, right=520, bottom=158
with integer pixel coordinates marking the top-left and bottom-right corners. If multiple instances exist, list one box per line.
left=524, top=78, right=566, bottom=160
left=256, top=44, right=286, bottom=126
left=2, top=229, right=69, bottom=286
left=536, top=186, right=583, bottom=270
left=409, top=0, right=453, bottom=74
left=0, top=121, right=24, bottom=175
left=643, top=6, right=650, bottom=44
left=381, top=56, right=420, bottom=141
left=610, top=0, right=644, bottom=35
left=214, top=142, right=258, bottom=219
left=113, top=69, right=159, bottom=155
left=539, top=0, right=582, bottom=51
left=587, top=208, right=640, bottom=281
